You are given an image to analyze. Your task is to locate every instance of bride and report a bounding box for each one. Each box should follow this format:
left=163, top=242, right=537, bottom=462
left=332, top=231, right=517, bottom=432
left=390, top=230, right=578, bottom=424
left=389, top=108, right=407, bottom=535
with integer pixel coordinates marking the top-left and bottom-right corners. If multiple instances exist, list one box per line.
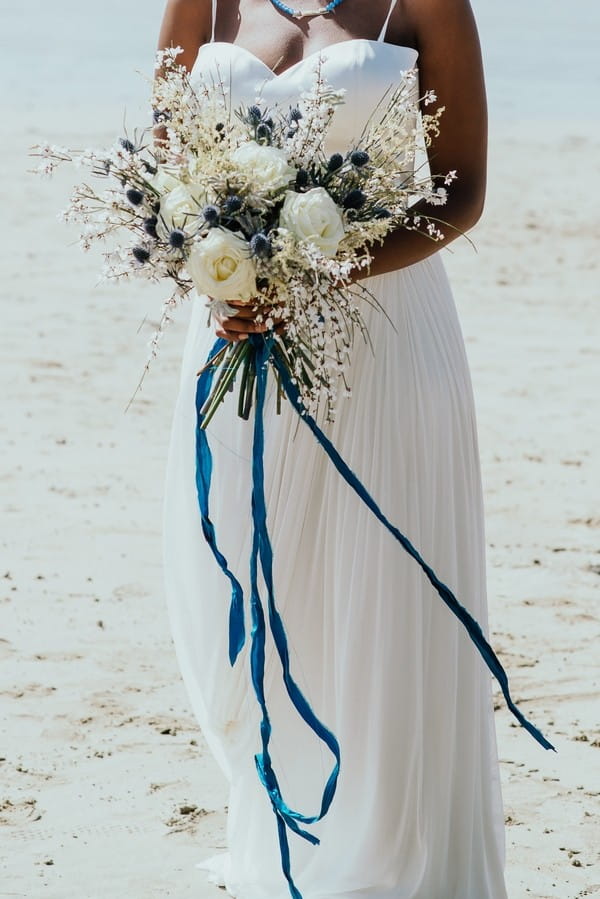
left=159, top=0, right=509, bottom=896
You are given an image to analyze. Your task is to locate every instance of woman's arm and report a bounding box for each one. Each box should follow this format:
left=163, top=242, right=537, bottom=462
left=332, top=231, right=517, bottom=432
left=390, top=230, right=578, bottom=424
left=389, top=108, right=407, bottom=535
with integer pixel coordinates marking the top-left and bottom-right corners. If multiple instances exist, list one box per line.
left=154, top=0, right=211, bottom=149
left=156, top=0, right=211, bottom=69
left=365, top=0, right=487, bottom=276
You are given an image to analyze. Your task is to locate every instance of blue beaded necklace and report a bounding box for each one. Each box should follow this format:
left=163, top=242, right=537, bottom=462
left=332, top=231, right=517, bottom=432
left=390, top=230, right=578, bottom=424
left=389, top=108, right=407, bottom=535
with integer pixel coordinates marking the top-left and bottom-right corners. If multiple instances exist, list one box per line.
left=267, top=0, right=346, bottom=20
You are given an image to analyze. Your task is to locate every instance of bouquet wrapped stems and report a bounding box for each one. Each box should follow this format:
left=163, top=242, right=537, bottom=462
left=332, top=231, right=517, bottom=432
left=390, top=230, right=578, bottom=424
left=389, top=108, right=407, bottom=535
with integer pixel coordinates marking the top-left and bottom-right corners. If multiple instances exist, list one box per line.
left=198, top=330, right=325, bottom=429
left=197, top=339, right=251, bottom=427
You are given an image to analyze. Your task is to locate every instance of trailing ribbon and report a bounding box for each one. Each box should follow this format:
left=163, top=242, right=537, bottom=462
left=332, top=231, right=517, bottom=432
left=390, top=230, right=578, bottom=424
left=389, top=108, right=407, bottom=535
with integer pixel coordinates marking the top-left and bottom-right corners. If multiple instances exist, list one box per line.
left=194, top=334, right=555, bottom=899
left=195, top=335, right=340, bottom=899
left=249, top=337, right=341, bottom=897
left=269, top=342, right=556, bottom=754
left=195, top=338, right=246, bottom=665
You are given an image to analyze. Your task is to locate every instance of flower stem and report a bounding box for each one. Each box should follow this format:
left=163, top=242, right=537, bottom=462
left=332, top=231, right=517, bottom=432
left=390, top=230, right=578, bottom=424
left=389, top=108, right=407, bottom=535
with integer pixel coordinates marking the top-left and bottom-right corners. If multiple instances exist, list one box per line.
left=200, top=340, right=250, bottom=429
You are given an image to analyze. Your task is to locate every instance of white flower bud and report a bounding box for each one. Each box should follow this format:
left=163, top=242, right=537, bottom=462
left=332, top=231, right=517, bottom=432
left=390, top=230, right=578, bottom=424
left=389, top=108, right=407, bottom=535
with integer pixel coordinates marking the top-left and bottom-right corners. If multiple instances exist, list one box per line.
left=157, top=183, right=207, bottom=237
left=187, top=229, right=257, bottom=301
left=279, top=188, right=345, bottom=257
left=230, top=143, right=295, bottom=193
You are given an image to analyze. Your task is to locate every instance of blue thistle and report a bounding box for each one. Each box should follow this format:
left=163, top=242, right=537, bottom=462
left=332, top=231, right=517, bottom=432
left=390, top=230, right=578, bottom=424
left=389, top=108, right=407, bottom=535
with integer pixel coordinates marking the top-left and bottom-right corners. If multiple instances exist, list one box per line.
left=126, top=188, right=144, bottom=206
left=224, top=195, right=243, bottom=214
left=350, top=150, right=370, bottom=168
left=374, top=206, right=392, bottom=219
left=250, top=232, right=272, bottom=259
left=169, top=229, right=186, bottom=249
left=295, top=169, right=310, bottom=189
left=288, top=107, right=303, bottom=122
left=120, top=138, right=135, bottom=153
left=132, top=246, right=150, bottom=263
left=246, top=105, right=263, bottom=125
left=203, top=204, right=220, bottom=226
left=143, top=216, right=158, bottom=238
left=256, top=123, right=272, bottom=143
left=343, top=188, right=366, bottom=210
left=327, top=153, right=344, bottom=172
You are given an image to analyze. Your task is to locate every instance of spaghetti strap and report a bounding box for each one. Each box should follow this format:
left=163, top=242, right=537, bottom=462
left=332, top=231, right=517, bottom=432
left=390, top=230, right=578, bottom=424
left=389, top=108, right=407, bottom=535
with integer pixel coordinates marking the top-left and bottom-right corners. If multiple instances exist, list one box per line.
left=377, top=0, right=398, bottom=41
left=211, top=0, right=217, bottom=41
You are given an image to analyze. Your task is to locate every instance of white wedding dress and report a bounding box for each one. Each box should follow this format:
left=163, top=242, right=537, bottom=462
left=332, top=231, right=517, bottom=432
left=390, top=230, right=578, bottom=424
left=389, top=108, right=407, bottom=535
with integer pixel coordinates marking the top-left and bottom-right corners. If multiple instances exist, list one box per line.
left=162, top=3, right=508, bottom=897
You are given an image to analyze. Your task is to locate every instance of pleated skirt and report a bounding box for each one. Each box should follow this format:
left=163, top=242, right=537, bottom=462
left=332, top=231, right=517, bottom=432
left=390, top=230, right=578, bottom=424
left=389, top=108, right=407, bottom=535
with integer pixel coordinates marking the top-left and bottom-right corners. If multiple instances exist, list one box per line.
left=162, top=254, right=508, bottom=899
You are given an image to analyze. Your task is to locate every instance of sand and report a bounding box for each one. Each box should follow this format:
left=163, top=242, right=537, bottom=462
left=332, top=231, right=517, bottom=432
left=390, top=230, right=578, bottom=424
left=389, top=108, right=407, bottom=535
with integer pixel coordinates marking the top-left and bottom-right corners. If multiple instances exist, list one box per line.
left=1, top=2, right=599, bottom=896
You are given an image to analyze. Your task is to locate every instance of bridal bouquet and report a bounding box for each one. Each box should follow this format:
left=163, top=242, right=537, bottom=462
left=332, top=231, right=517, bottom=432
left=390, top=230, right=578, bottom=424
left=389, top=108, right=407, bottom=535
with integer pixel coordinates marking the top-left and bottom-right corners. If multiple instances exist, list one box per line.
left=32, top=46, right=453, bottom=425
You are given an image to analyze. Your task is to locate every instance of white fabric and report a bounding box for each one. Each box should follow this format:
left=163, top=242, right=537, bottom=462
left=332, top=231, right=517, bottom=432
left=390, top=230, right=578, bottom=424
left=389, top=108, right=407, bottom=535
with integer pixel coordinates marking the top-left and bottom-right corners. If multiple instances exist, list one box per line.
left=163, top=40, right=508, bottom=899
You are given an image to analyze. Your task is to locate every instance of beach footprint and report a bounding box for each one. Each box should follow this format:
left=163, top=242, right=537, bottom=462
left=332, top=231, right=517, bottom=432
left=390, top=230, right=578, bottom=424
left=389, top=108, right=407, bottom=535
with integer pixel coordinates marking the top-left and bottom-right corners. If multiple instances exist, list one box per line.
left=0, top=797, right=43, bottom=827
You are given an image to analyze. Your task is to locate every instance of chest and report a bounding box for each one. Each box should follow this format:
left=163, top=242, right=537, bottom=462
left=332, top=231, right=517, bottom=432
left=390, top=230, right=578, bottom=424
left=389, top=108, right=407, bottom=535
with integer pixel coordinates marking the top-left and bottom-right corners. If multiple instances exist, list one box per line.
left=212, top=0, right=415, bottom=73
left=191, top=39, right=419, bottom=153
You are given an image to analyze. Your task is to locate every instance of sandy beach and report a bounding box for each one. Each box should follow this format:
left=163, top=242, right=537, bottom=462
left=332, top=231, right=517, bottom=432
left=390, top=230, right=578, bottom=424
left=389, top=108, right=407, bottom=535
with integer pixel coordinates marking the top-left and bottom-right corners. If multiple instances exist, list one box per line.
left=1, top=1, right=599, bottom=896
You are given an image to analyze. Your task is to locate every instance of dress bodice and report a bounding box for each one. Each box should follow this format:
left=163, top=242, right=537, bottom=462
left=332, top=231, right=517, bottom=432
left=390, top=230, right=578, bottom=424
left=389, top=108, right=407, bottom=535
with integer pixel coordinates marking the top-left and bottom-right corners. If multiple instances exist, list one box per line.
left=190, top=39, right=419, bottom=153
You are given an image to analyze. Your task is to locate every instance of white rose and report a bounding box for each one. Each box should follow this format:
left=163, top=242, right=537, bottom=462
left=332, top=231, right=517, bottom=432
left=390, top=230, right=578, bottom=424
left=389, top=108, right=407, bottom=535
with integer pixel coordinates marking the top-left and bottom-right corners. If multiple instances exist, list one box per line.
left=149, top=167, right=181, bottom=195
left=158, top=183, right=207, bottom=237
left=187, top=229, right=257, bottom=301
left=279, top=188, right=345, bottom=257
left=231, top=143, right=295, bottom=193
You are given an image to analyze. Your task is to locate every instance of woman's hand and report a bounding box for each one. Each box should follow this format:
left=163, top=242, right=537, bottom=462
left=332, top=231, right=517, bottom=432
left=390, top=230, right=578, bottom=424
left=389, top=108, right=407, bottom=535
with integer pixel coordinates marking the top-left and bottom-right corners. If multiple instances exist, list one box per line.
left=213, top=300, right=285, bottom=342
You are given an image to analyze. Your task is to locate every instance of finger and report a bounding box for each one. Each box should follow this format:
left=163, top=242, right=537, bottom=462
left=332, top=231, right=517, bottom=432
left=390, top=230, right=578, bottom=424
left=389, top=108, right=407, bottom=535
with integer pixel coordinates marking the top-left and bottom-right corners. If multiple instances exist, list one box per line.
left=215, top=328, right=247, bottom=342
left=214, top=310, right=257, bottom=327
left=213, top=313, right=247, bottom=331
left=226, top=306, right=263, bottom=321
left=221, top=317, right=271, bottom=334
left=223, top=302, right=283, bottom=322
left=227, top=299, right=255, bottom=309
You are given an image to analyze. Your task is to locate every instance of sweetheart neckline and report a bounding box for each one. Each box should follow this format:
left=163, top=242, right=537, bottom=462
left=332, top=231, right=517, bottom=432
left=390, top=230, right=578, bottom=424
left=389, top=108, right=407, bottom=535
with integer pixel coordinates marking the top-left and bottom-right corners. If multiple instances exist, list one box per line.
left=196, top=38, right=419, bottom=79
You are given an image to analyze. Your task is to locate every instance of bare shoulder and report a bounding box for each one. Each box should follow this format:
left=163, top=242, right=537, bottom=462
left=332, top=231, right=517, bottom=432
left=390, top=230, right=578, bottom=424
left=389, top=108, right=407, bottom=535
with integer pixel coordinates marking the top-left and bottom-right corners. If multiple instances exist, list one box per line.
left=402, top=0, right=480, bottom=50
left=400, top=0, right=485, bottom=94
left=157, top=0, right=212, bottom=67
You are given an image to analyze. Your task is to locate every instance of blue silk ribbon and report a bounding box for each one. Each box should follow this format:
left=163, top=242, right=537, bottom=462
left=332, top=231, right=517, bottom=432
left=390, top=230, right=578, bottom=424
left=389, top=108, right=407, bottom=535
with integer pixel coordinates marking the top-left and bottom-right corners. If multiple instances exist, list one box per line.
left=194, top=334, right=555, bottom=899
left=269, top=342, right=556, bottom=754
left=195, top=337, right=246, bottom=665
left=249, top=337, right=340, bottom=897
left=195, top=336, right=340, bottom=899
